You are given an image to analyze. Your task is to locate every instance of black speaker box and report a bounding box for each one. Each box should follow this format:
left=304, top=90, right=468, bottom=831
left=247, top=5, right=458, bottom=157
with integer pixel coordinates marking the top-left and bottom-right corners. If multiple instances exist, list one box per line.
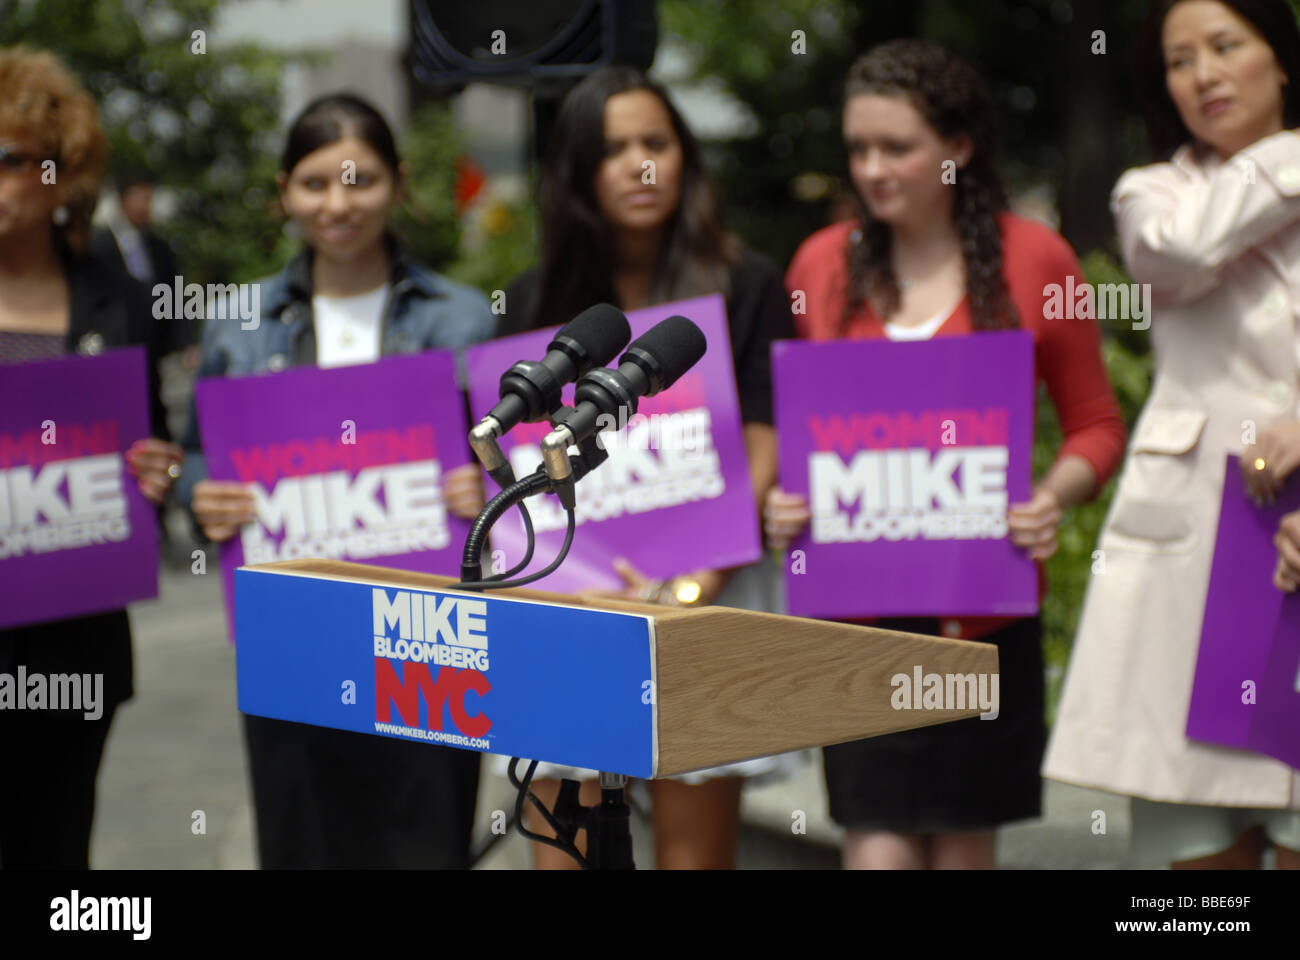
left=409, top=0, right=657, bottom=91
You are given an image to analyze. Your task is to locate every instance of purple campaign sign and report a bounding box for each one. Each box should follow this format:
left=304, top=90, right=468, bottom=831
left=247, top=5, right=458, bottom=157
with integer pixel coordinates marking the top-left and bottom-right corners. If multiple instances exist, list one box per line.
left=0, top=347, right=158, bottom=629
left=774, top=331, right=1036, bottom=619
left=1187, top=456, right=1300, bottom=769
left=195, top=351, right=472, bottom=643
left=464, top=294, right=760, bottom=593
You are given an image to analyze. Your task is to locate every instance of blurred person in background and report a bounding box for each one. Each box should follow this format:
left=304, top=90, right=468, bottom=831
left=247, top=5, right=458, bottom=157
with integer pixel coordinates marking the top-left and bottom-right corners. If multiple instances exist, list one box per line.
left=0, top=45, right=182, bottom=868
left=767, top=39, right=1126, bottom=869
left=1046, top=0, right=1300, bottom=870
left=92, top=168, right=188, bottom=561
left=495, top=65, right=798, bottom=870
left=175, top=93, right=494, bottom=868
left=91, top=168, right=192, bottom=365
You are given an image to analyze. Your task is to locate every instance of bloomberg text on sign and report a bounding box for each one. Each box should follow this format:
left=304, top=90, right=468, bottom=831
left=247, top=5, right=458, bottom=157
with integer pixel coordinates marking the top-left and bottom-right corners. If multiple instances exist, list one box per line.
left=807, top=407, right=1009, bottom=543
left=194, top=351, right=471, bottom=642
left=0, top=349, right=157, bottom=628
left=773, top=332, right=1037, bottom=620
left=463, top=294, right=760, bottom=593
left=372, top=587, right=492, bottom=749
left=234, top=569, right=657, bottom=776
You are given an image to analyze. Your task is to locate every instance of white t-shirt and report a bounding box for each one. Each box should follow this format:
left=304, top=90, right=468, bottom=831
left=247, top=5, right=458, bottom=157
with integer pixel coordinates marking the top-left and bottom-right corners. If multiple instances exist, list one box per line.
left=313, top=284, right=390, bottom=368
left=884, top=308, right=951, bottom=341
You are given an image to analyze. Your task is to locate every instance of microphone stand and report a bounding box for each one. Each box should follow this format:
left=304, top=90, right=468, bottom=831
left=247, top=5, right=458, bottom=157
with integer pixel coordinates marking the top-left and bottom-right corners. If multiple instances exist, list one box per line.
left=458, top=435, right=636, bottom=870
left=588, top=772, right=635, bottom=870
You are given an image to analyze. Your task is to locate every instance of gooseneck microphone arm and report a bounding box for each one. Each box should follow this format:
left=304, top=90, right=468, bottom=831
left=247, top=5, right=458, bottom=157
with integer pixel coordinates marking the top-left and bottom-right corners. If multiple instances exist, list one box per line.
left=458, top=469, right=551, bottom=583
left=456, top=440, right=608, bottom=588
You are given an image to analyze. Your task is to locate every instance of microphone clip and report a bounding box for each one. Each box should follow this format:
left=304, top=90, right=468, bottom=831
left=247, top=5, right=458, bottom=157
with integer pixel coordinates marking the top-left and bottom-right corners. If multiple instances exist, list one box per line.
left=469, top=417, right=517, bottom=489
left=540, top=406, right=610, bottom=511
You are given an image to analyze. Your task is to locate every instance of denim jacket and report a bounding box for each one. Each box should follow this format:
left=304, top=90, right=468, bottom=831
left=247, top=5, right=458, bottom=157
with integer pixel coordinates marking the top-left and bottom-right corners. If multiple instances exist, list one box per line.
left=176, top=238, right=494, bottom=513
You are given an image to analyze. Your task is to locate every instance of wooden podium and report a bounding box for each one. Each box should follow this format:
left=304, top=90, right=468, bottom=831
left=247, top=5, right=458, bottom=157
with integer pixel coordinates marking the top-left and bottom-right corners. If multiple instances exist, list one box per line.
left=233, top=558, right=1000, bottom=779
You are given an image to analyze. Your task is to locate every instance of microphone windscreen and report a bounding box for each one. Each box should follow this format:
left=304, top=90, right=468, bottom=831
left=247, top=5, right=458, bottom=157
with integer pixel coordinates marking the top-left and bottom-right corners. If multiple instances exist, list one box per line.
left=623, top=315, right=707, bottom=390
left=550, top=303, right=631, bottom=368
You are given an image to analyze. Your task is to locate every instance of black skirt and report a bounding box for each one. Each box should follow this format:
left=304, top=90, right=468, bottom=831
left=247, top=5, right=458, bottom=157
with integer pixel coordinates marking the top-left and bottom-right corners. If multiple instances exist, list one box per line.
left=823, top=617, right=1045, bottom=833
left=0, top=610, right=132, bottom=868
left=242, top=714, right=482, bottom=869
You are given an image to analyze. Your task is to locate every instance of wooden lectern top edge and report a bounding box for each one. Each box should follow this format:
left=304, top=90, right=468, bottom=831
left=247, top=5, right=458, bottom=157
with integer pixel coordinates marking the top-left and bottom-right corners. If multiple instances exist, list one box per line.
left=237, top=558, right=696, bottom=620
left=237, top=559, right=997, bottom=652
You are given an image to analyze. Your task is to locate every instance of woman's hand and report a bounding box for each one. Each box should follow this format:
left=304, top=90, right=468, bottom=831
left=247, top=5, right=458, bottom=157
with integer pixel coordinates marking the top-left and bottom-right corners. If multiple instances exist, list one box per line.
left=443, top=463, right=487, bottom=520
left=579, top=557, right=725, bottom=606
left=125, top=438, right=184, bottom=505
left=764, top=486, right=811, bottom=552
left=1242, top=421, right=1300, bottom=505
left=191, top=480, right=256, bottom=543
left=1007, top=486, right=1062, bottom=561
left=1274, top=510, right=1300, bottom=592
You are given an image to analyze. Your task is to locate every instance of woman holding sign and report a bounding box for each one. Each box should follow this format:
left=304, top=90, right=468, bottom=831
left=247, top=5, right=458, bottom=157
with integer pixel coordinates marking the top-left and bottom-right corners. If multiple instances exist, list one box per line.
left=0, top=47, right=182, bottom=868
left=1047, top=0, right=1300, bottom=870
left=177, top=94, right=495, bottom=868
left=495, top=66, right=798, bottom=869
left=767, top=40, right=1127, bottom=869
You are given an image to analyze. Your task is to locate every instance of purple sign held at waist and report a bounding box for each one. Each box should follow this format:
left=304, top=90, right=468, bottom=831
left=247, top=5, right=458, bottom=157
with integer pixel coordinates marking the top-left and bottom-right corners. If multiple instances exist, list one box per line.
left=773, top=331, right=1037, bottom=619
left=195, top=351, right=472, bottom=643
left=464, top=294, right=760, bottom=594
left=0, top=347, right=158, bottom=629
left=1187, top=456, right=1300, bottom=769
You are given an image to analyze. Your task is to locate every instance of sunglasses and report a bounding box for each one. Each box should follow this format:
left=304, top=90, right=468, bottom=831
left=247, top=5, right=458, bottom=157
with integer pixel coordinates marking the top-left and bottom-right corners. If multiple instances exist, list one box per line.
left=0, top=143, right=51, bottom=172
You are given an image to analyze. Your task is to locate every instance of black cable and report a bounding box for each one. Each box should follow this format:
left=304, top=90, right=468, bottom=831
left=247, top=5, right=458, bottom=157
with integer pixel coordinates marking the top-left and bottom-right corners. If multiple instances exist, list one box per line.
left=508, top=757, right=591, bottom=869
left=458, top=470, right=551, bottom=582
left=507, top=758, right=566, bottom=842
left=486, top=498, right=536, bottom=582
left=452, top=467, right=583, bottom=865
left=488, top=507, right=574, bottom=588
left=453, top=507, right=576, bottom=591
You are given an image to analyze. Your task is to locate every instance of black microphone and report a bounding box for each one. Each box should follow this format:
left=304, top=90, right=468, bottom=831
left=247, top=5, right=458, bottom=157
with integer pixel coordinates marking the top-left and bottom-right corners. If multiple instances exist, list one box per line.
left=469, top=303, right=630, bottom=486
left=540, top=315, right=707, bottom=506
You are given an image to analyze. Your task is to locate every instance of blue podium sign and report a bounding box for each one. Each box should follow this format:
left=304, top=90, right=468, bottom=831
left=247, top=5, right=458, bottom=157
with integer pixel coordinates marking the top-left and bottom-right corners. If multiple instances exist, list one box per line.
left=235, top=566, right=658, bottom=778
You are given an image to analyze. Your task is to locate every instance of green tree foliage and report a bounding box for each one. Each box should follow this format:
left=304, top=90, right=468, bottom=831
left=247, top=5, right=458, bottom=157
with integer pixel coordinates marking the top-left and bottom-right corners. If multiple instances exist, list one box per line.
left=1036, top=251, right=1151, bottom=720
left=440, top=197, right=537, bottom=300
left=393, top=101, right=536, bottom=297
left=389, top=102, right=461, bottom=272
left=0, top=0, right=301, bottom=285
left=657, top=0, right=870, bottom=269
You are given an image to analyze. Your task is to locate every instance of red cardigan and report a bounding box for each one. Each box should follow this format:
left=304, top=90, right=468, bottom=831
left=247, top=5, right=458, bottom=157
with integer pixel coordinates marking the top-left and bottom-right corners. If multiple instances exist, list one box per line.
left=784, top=213, right=1127, bottom=640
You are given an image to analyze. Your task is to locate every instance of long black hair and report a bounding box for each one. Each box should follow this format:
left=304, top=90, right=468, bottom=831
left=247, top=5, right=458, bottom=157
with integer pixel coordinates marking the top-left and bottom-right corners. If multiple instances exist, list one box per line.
left=529, top=66, right=740, bottom=329
left=842, top=40, right=1017, bottom=333
left=1134, top=0, right=1300, bottom=160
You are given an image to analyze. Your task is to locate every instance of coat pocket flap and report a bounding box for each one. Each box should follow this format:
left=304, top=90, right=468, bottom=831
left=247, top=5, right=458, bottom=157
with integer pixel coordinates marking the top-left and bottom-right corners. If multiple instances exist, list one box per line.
left=1130, top=408, right=1208, bottom=455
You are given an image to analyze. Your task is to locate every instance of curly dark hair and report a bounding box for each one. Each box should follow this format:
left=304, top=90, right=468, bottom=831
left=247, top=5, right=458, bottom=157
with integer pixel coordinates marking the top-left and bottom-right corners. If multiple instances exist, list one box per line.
left=0, top=46, right=108, bottom=256
left=842, top=39, right=1017, bottom=333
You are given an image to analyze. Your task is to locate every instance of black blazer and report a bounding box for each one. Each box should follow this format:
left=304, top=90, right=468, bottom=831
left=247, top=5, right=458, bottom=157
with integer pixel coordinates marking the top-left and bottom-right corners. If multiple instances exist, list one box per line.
left=0, top=249, right=169, bottom=711
left=90, top=226, right=190, bottom=356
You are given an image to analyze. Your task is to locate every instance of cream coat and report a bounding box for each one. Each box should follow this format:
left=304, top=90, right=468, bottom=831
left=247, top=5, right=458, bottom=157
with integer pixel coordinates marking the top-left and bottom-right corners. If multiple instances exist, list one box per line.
left=1044, top=130, right=1300, bottom=807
